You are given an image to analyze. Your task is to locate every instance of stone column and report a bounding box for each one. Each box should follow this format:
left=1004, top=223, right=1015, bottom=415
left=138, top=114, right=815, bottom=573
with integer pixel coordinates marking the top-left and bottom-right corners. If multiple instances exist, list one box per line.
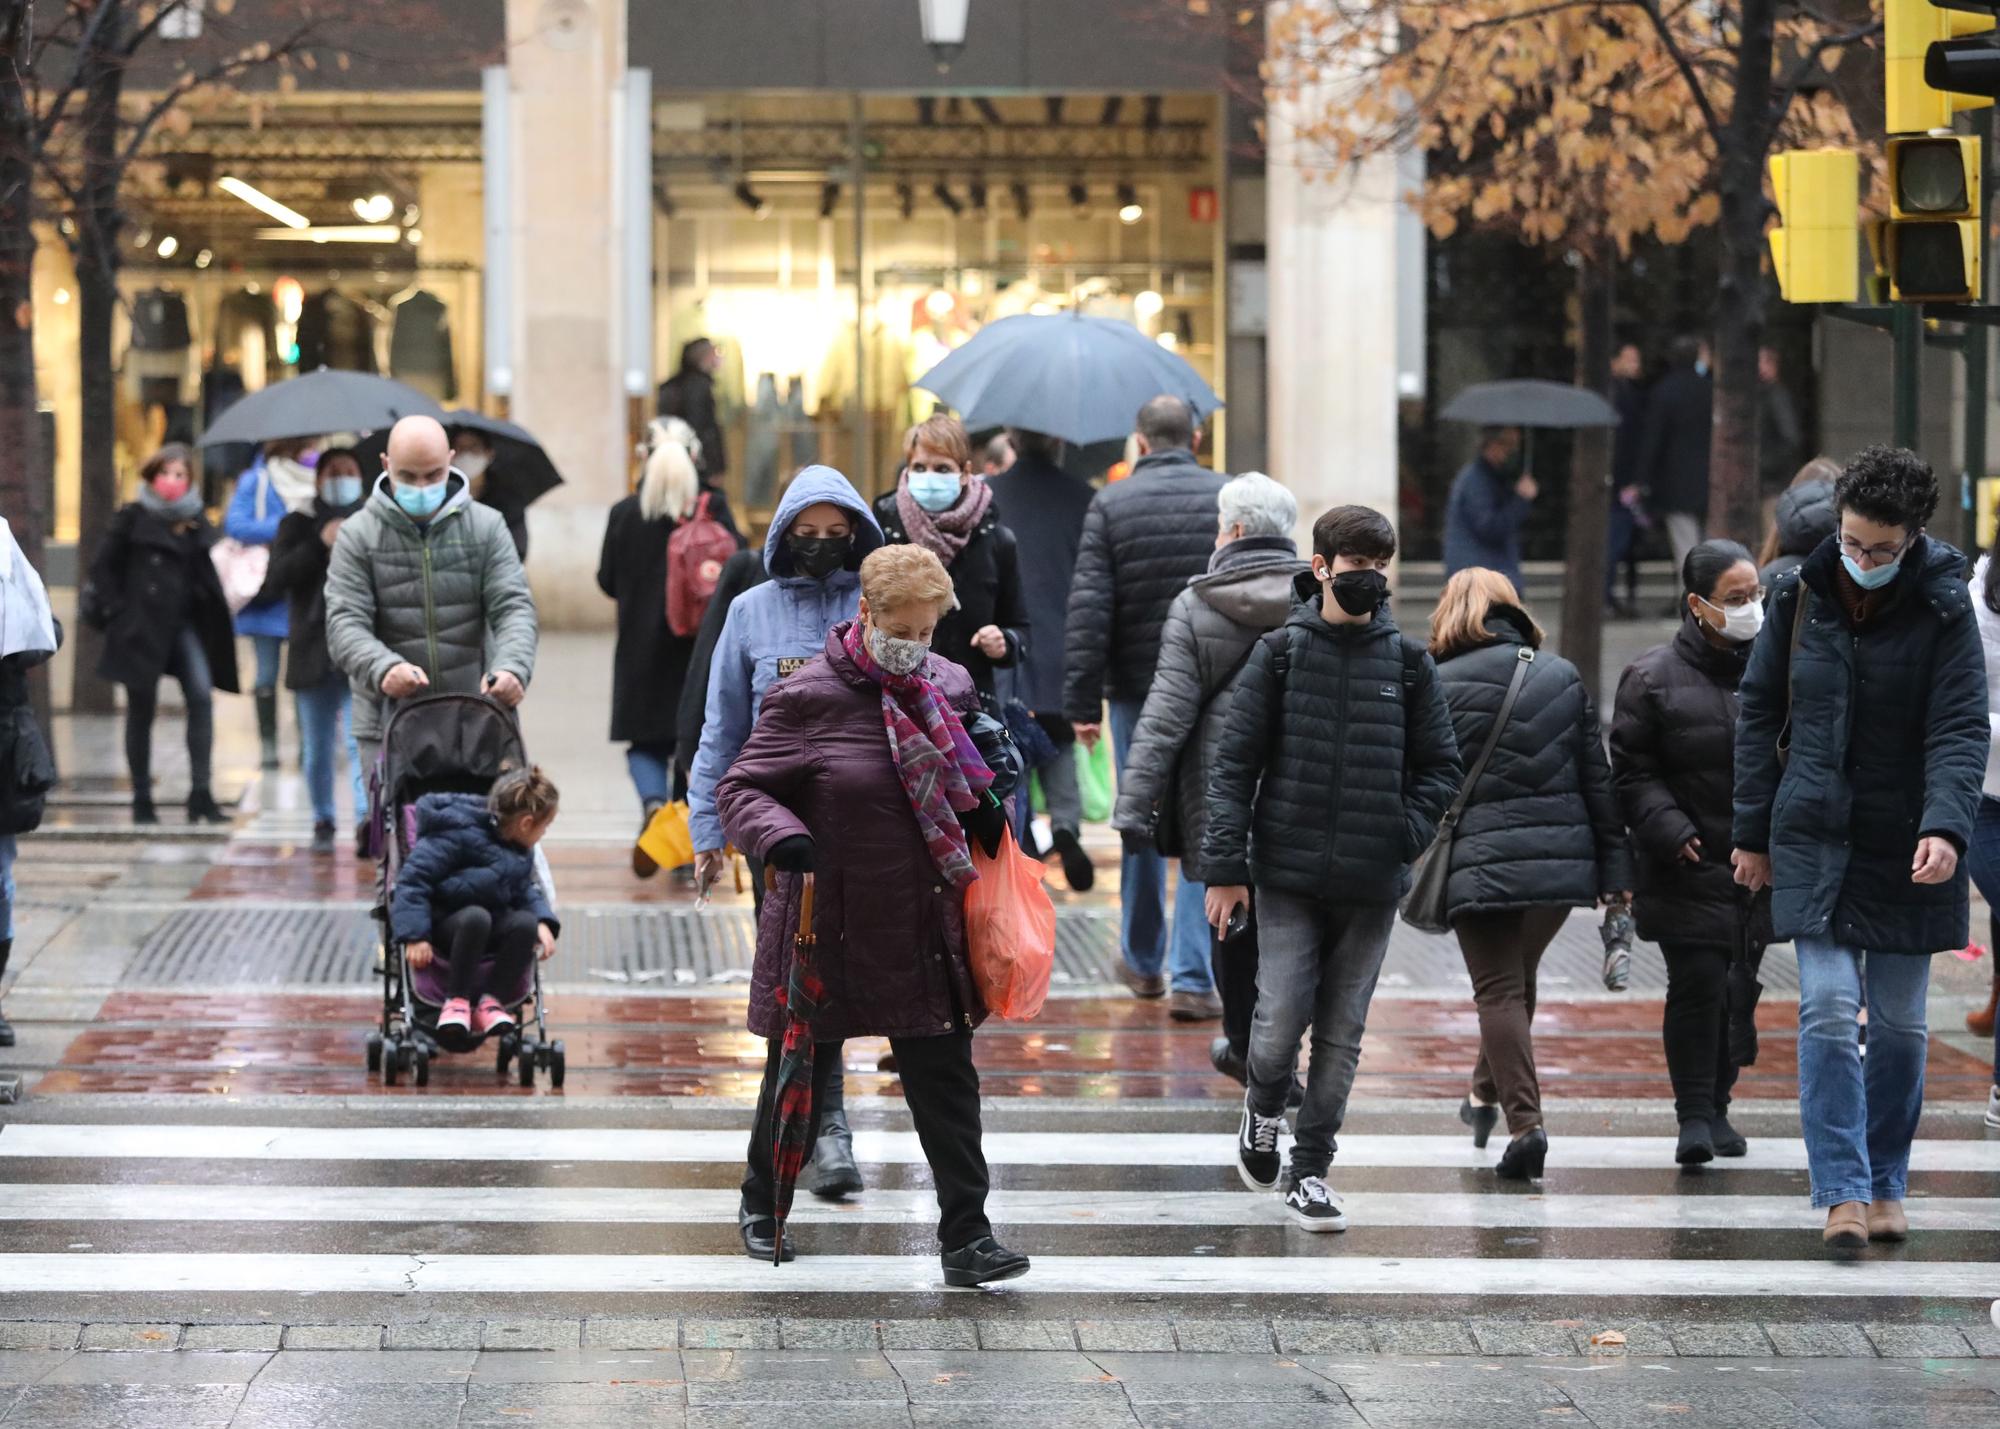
left=499, top=0, right=628, bottom=629
left=1264, top=12, right=1402, bottom=546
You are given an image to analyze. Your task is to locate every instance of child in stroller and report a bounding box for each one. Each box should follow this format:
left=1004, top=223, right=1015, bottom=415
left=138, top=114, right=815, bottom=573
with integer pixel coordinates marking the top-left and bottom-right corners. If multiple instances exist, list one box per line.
left=390, top=765, right=561, bottom=1048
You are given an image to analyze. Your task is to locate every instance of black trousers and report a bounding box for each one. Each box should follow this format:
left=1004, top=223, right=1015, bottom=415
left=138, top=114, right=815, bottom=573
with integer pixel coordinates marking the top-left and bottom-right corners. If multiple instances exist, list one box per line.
left=1660, top=940, right=1766, bottom=1122
left=1212, top=894, right=1261, bottom=1058
left=437, top=905, right=539, bottom=1003
left=742, top=1030, right=990, bottom=1250
left=124, top=625, right=214, bottom=796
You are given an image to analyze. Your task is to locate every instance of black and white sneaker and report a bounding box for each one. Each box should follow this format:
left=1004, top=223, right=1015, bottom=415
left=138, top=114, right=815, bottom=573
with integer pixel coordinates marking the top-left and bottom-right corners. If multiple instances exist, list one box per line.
left=1987, top=1086, right=2000, bottom=1131
left=1283, top=1174, right=1347, bottom=1232
left=1236, top=1094, right=1284, bottom=1191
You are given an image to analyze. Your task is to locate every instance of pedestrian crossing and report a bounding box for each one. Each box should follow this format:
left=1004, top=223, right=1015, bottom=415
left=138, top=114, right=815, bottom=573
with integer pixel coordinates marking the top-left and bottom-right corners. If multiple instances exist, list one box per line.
left=0, top=1110, right=1994, bottom=1315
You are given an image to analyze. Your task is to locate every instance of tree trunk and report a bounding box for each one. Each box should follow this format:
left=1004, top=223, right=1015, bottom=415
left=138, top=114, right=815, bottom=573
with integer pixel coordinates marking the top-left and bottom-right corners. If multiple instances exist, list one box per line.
left=1706, top=0, right=1777, bottom=546
left=1559, top=240, right=1615, bottom=700
left=67, top=11, right=127, bottom=715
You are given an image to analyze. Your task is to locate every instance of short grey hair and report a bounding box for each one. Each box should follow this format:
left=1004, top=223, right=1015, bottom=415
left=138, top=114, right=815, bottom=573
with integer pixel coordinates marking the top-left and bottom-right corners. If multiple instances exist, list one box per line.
left=1218, top=472, right=1296, bottom=540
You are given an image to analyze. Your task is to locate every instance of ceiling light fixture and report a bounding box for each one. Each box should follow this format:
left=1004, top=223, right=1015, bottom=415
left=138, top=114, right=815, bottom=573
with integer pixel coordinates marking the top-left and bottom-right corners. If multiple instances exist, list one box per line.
left=918, top=0, right=970, bottom=73
left=1117, top=183, right=1144, bottom=225
left=219, top=175, right=310, bottom=229
left=194, top=248, right=214, bottom=269
left=253, top=224, right=401, bottom=243
left=351, top=192, right=395, bottom=224
left=156, top=235, right=180, bottom=259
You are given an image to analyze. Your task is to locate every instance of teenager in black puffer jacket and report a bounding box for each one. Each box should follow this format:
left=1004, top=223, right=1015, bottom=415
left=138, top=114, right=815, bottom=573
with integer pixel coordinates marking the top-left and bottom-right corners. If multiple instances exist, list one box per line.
left=1612, top=540, right=1774, bottom=1168
left=1430, top=568, right=1632, bottom=1182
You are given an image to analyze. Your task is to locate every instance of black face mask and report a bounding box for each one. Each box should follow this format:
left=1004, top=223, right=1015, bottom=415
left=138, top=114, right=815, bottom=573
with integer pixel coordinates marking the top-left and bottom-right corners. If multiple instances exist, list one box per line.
left=786, top=533, right=853, bottom=580
left=1327, top=567, right=1388, bottom=617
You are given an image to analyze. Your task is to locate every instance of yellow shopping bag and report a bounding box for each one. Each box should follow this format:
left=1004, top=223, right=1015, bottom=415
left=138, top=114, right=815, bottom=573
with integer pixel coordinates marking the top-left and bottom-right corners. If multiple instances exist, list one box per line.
left=637, top=799, right=696, bottom=872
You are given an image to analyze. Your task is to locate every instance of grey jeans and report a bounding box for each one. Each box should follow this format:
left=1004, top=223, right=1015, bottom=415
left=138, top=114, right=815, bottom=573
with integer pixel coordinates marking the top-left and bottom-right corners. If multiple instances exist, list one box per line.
left=1246, top=887, right=1397, bottom=1178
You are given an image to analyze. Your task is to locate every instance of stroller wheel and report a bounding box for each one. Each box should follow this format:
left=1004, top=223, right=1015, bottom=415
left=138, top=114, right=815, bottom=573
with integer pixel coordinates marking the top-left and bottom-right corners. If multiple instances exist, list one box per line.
left=495, top=1035, right=515, bottom=1074
left=549, top=1041, right=566, bottom=1089
left=518, top=1046, right=537, bottom=1088
left=413, top=1050, right=431, bottom=1087
left=382, top=1037, right=401, bottom=1086
left=365, top=1032, right=383, bottom=1073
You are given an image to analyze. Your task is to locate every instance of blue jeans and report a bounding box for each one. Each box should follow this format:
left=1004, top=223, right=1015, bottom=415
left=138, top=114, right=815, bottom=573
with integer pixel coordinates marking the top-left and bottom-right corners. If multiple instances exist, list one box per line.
left=627, top=743, right=679, bottom=808
left=251, top=634, right=284, bottom=693
left=1962, top=794, right=2000, bottom=1084
left=1109, top=698, right=1212, bottom=993
left=295, top=677, right=364, bottom=825
left=1794, top=936, right=1932, bottom=1208
left=0, top=833, right=15, bottom=941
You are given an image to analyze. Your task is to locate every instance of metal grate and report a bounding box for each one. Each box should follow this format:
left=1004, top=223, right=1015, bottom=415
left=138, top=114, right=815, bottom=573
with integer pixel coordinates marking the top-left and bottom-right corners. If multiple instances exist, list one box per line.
left=124, top=905, right=378, bottom=986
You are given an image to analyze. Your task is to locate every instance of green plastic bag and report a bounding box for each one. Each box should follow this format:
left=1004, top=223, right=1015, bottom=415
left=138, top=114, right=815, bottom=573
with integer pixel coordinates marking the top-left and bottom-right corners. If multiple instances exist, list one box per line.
left=1077, top=738, right=1113, bottom=824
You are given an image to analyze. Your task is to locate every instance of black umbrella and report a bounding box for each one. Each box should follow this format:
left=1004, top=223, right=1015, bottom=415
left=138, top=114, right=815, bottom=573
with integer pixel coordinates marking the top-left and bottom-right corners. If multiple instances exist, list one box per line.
left=197, top=369, right=445, bottom=448
left=1440, top=379, right=1621, bottom=429
left=351, top=408, right=565, bottom=507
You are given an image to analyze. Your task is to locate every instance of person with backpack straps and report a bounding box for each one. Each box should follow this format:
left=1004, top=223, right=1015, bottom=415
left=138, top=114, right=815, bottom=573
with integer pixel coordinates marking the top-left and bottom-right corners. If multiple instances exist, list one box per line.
left=1202, top=504, right=1463, bottom=1231
left=597, top=417, right=742, bottom=866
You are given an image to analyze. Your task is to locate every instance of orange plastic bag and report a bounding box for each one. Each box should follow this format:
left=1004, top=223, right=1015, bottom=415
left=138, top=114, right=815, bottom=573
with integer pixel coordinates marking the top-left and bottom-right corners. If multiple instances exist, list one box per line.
left=964, top=826, right=1056, bottom=1020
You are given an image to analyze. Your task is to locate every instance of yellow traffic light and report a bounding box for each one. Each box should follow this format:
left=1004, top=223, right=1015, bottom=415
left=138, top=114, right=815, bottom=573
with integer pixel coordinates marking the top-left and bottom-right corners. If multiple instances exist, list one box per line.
left=1887, top=0, right=1996, bottom=133
left=1768, top=149, right=1859, bottom=304
left=1887, top=135, right=1983, bottom=300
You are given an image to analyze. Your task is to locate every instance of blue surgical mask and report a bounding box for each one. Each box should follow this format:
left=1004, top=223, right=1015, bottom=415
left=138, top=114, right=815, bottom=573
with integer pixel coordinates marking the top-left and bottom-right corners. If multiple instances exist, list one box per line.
left=392, top=478, right=448, bottom=520
left=1842, top=552, right=1902, bottom=590
left=322, top=476, right=362, bottom=508
left=907, top=471, right=962, bottom=513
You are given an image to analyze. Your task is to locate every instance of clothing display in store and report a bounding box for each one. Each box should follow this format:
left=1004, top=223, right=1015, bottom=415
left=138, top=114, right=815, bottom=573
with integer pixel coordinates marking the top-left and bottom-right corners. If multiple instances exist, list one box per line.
left=130, top=289, right=192, bottom=352
left=388, top=288, right=457, bottom=401
left=296, top=290, right=379, bottom=373
left=214, top=291, right=278, bottom=388
left=784, top=376, right=814, bottom=474
left=742, top=373, right=782, bottom=509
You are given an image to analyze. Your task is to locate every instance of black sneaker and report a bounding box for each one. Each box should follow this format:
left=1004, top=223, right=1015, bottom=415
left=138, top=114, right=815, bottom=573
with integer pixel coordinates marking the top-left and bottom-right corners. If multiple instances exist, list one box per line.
left=311, top=820, right=337, bottom=856
left=1710, top=1114, right=1748, bottom=1158
left=1236, top=1093, right=1284, bottom=1191
left=941, top=1235, right=1030, bottom=1288
left=1676, top=1119, right=1715, bottom=1167
left=1282, top=1173, right=1346, bottom=1232
left=1051, top=828, right=1095, bottom=892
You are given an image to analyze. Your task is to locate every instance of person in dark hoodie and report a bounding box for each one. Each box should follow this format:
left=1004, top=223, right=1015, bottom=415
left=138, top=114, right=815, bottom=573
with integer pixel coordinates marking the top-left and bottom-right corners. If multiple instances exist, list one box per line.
left=1112, top=473, right=1308, bottom=1035
left=1733, top=445, right=1986, bottom=1252
left=657, top=338, right=728, bottom=482
left=265, top=446, right=369, bottom=854
left=1756, top=456, right=1840, bottom=584
left=391, top=766, right=561, bottom=1048
left=1203, top=505, right=1463, bottom=1231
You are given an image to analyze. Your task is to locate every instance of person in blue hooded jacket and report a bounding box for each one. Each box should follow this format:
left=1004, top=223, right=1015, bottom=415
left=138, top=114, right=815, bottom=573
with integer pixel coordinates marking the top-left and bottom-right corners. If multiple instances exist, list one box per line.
left=687, top=464, right=883, bottom=1200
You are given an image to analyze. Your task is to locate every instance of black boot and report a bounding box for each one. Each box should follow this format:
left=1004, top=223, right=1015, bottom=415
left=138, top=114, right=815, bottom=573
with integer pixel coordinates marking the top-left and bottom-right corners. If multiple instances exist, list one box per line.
left=1676, top=1119, right=1716, bottom=1167
left=1460, top=1098, right=1500, bottom=1150
left=187, top=790, right=229, bottom=826
left=738, top=1203, right=795, bottom=1262
left=807, top=1078, right=865, bottom=1200
left=132, top=792, right=159, bottom=826
left=1494, top=1126, right=1548, bottom=1181
left=0, top=938, right=13, bottom=1048
left=941, top=1235, right=1030, bottom=1288
left=255, top=689, right=280, bottom=771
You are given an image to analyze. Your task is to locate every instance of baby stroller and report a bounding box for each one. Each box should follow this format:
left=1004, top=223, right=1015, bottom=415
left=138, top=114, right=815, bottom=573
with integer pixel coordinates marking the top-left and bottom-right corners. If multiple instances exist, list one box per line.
left=363, top=692, right=565, bottom=1089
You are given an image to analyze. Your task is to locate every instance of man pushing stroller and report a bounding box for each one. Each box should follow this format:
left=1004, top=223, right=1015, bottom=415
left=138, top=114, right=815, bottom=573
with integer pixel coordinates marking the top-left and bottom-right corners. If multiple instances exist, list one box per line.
left=390, top=766, right=562, bottom=1045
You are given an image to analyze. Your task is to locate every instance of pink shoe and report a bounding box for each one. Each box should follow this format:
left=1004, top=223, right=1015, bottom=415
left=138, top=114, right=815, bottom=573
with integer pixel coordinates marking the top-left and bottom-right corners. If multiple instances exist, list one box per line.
left=474, top=996, right=515, bottom=1036
left=437, top=997, right=473, bottom=1036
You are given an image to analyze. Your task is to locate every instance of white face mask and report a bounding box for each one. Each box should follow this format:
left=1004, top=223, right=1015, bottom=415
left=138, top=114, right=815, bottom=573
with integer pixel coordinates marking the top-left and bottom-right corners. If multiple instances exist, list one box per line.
left=456, top=451, right=490, bottom=480
left=868, top=624, right=929, bottom=677
left=1700, top=594, right=1765, bottom=644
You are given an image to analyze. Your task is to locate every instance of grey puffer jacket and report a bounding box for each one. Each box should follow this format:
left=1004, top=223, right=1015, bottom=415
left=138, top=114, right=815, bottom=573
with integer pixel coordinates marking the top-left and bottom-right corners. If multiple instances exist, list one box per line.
left=325, top=472, right=538, bottom=742
left=1202, top=577, right=1464, bottom=902
left=1111, top=535, right=1308, bottom=879
left=1062, top=448, right=1228, bottom=721
left=1434, top=609, right=1634, bottom=918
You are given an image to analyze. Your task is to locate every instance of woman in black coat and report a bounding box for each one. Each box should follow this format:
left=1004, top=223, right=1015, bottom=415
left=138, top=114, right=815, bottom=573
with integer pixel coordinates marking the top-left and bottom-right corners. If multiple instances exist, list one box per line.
left=1430, top=568, right=1631, bottom=1181
left=871, top=414, right=1027, bottom=707
left=598, top=418, right=740, bottom=862
left=86, top=445, right=241, bottom=825
left=1611, top=540, right=1774, bottom=1167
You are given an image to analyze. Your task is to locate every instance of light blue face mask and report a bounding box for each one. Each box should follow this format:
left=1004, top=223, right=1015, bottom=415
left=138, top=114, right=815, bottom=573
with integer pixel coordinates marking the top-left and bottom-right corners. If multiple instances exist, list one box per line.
left=322, top=476, right=363, bottom=508
left=907, top=470, right=962, bottom=513
left=1842, top=551, right=1903, bottom=590
left=392, top=478, right=448, bottom=520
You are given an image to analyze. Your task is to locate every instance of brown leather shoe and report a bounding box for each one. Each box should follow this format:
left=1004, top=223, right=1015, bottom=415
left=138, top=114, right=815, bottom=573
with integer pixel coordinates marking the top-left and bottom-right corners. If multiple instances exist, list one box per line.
left=1117, top=964, right=1167, bottom=999
left=1868, top=1200, right=1909, bottom=1242
left=1823, top=1201, right=1869, bottom=1249
left=1169, top=988, right=1224, bottom=1022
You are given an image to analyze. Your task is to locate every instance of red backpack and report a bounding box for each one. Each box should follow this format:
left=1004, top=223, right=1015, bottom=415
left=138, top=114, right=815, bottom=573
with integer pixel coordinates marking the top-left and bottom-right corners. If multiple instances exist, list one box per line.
left=666, top=493, right=738, bottom=637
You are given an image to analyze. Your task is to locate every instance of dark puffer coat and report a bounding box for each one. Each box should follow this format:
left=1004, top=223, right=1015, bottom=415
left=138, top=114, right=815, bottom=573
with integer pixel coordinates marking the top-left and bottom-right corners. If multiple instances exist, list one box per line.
left=1110, top=535, right=1308, bottom=879
left=88, top=502, right=242, bottom=694
left=1434, top=609, right=1633, bottom=917
left=1758, top=478, right=1836, bottom=584
left=1062, top=448, right=1227, bottom=721
left=1201, top=576, right=1464, bottom=902
left=874, top=492, right=1028, bottom=704
left=388, top=792, right=558, bottom=944
left=265, top=499, right=361, bottom=692
left=1611, top=616, right=1773, bottom=949
left=1734, top=535, right=1987, bottom=952
left=716, top=624, right=988, bottom=1041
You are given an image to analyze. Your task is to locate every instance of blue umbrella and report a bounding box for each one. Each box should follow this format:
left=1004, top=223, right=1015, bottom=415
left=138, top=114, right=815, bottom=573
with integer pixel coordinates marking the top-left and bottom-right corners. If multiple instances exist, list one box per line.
left=914, top=312, right=1223, bottom=446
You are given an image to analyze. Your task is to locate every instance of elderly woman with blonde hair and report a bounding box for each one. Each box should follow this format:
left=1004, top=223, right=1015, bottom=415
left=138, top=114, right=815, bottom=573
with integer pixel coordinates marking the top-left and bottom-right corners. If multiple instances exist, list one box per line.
left=717, top=542, right=1029, bottom=1286
left=1428, top=567, right=1631, bottom=1181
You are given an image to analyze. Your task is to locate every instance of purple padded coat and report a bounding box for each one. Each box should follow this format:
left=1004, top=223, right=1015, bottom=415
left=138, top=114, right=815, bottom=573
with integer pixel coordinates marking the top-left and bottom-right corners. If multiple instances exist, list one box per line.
left=716, top=623, right=989, bottom=1042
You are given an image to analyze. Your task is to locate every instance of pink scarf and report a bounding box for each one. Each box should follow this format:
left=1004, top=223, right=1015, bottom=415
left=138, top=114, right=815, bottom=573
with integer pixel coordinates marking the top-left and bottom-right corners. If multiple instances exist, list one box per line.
left=841, top=621, right=994, bottom=888
left=894, top=474, right=993, bottom=565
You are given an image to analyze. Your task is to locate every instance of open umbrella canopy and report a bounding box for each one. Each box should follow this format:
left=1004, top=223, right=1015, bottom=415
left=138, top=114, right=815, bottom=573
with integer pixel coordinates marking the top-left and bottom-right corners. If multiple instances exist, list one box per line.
left=197, top=369, right=445, bottom=448
left=1440, top=379, right=1621, bottom=430
left=351, top=408, right=565, bottom=507
left=914, top=312, right=1223, bottom=447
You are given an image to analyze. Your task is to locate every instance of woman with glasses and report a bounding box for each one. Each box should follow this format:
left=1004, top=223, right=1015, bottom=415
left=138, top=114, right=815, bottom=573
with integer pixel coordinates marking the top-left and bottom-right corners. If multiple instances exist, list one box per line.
left=1733, top=446, right=1986, bottom=1251
left=1612, top=540, right=1774, bottom=1167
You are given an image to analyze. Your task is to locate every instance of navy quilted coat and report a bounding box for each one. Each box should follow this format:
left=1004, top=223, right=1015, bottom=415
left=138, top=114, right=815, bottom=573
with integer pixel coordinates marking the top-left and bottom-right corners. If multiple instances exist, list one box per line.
left=388, top=793, right=557, bottom=944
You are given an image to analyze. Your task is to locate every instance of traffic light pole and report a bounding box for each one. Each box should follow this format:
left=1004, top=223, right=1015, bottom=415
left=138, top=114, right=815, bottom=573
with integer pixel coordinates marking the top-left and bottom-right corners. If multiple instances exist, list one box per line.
left=1894, top=303, right=1925, bottom=449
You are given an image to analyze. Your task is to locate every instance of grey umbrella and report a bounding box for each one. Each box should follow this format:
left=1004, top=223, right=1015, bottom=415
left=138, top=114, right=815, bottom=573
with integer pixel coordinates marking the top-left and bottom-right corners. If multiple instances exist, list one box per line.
left=914, top=312, right=1222, bottom=446
left=198, top=369, right=445, bottom=448
left=1439, top=379, right=1621, bottom=429
left=353, top=408, right=565, bottom=506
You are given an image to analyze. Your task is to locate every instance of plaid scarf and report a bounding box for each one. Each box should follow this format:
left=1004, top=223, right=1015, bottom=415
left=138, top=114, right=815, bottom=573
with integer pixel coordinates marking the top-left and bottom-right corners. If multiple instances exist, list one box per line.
left=842, top=620, right=994, bottom=888
left=894, top=473, right=993, bottom=565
